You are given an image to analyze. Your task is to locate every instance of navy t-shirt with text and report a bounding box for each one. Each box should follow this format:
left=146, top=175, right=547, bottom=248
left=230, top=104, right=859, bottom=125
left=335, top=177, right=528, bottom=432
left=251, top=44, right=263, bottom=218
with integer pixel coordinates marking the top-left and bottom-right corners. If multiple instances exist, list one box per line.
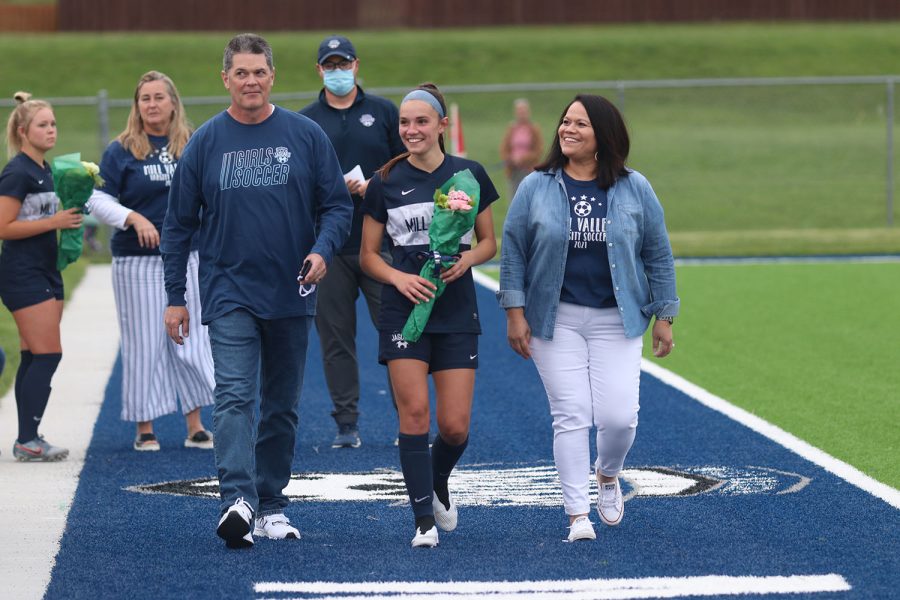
left=559, top=170, right=616, bottom=309
left=362, top=154, right=498, bottom=334
left=99, top=134, right=183, bottom=256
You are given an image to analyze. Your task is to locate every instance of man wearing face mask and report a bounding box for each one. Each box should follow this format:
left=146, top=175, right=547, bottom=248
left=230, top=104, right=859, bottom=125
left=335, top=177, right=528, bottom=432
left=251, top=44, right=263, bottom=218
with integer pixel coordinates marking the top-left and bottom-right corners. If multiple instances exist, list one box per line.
left=300, top=35, right=405, bottom=450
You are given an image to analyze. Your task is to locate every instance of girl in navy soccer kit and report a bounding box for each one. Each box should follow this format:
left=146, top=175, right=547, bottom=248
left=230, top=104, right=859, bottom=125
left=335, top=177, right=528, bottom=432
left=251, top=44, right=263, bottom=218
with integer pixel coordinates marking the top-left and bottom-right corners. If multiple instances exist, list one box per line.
left=360, top=83, right=497, bottom=548
left=0, top=93, right=83, bottom=461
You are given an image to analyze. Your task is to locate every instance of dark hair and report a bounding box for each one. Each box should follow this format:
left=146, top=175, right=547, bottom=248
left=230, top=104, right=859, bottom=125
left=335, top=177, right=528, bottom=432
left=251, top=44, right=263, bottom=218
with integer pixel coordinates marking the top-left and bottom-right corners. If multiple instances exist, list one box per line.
left=378, top=82, right=447, bottom=180
left=223, top=33, right=274, bottom=72
left=536, top=94, right=629, bottom=190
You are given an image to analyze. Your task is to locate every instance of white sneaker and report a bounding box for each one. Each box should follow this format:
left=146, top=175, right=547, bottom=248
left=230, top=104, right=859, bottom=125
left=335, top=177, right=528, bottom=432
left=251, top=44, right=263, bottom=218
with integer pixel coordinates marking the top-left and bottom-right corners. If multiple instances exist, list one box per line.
left=597, top=476, right=624, bottom=526
left=254, top=513, right=300, bottom=540
left=567, top=515, right=596, bottom=542
left=411, top=525, right=439, bottom=548
left=432, top=493, right=458, bottom=531
left=217, top=497, right=254, bottom=549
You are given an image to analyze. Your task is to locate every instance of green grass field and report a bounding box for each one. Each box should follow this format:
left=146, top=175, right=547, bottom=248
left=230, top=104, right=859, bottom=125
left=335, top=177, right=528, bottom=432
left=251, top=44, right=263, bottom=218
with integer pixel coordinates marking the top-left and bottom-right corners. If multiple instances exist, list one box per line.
left=0, top=24, right=897, bottom=490
left=2, top=23, right=900, bottom=254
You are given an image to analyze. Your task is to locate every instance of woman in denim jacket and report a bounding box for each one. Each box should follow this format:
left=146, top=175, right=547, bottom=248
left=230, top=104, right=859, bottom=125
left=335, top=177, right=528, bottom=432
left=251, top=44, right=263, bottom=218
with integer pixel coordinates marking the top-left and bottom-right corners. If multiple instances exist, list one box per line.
left=497, top=94, right=679, bottom=542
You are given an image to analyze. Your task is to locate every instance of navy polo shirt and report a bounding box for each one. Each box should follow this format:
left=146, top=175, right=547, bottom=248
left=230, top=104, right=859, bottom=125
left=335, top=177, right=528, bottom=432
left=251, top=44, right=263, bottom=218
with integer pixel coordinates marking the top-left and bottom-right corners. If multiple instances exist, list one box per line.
left=559, top=171, right=616, bottom=309
left=300, top=87, right=405, bottom=254
left=362, top=154, right=498, bottom=334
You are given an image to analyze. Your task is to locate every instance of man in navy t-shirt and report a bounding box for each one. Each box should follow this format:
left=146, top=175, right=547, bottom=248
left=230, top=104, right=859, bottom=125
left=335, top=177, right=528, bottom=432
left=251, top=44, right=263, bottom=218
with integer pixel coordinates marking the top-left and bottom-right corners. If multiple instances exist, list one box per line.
left=161, top=33, right=352, bottom=549
left=300, top=35, right=406, bottom=449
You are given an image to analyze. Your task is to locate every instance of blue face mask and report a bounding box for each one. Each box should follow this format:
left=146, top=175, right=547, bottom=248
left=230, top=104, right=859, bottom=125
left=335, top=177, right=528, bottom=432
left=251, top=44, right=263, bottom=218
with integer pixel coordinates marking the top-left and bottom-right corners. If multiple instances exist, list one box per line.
left=323, top=70, right=355, bottom=97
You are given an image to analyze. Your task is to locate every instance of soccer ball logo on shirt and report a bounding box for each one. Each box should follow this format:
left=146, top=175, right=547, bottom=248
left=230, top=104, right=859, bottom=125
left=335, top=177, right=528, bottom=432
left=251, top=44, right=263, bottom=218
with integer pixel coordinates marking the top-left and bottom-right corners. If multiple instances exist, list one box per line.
left=274, top=147, right=292, bottom=164
left=359, top=114, right=375, bottom=127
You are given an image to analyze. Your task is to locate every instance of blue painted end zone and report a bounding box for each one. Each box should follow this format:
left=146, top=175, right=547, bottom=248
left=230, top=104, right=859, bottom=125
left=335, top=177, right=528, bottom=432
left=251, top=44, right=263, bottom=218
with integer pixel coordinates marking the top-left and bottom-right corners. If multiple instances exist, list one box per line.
left=47, top=285, right=898, bottom=599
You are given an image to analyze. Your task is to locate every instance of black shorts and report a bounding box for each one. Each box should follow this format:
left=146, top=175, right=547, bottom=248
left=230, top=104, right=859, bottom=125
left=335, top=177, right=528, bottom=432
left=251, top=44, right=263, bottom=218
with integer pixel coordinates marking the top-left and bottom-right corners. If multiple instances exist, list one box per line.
left=378, top=330, right=479, bottom=372
left=0, top=271, right=64, bottom=312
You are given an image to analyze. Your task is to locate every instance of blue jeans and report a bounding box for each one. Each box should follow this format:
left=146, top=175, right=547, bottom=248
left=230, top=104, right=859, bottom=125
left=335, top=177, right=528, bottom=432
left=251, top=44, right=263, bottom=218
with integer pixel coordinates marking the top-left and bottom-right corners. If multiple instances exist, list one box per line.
left=208, top=309, right=312, bottom=517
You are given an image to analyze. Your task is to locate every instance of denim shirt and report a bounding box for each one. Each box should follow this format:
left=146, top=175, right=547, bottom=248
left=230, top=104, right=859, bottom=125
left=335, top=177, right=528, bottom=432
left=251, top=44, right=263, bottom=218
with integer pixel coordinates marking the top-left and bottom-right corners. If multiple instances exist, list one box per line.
left=497, top=168, right=679, bottom=340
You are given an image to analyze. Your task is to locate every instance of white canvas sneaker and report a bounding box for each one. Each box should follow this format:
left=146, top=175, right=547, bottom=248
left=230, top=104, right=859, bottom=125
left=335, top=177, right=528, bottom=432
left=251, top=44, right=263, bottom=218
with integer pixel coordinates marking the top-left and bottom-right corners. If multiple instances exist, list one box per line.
left=254, top=514, right=300, bottom=540
left=597, top=476, right=624, bottom=526
left=567, top=515, right=596, bottom=542
left=432, top=492, right=458, bottom=532
left=217, top=497, right=254, bottom=549
left=411, top=524, right=439, bottom=548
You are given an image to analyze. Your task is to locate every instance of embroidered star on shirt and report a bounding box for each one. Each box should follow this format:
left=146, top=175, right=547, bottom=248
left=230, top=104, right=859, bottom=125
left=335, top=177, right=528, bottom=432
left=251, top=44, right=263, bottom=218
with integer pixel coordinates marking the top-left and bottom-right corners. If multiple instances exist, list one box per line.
left=580, top=195, right=588, bottom=200
left=570, top=196, right=577, bottom=202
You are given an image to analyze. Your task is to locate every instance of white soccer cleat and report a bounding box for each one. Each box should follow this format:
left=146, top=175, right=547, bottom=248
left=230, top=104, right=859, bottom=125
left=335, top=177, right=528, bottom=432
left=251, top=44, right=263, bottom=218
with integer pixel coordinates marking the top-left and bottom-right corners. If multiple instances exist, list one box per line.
left=432, top=492, right=458, bottom=532
left=254, top=513, right=300, bottom=540
left=597, top=476, right=624, bottom=526
left=411, top=524, right=439, bottom=548
left=567, top=515, right=596, bottom=542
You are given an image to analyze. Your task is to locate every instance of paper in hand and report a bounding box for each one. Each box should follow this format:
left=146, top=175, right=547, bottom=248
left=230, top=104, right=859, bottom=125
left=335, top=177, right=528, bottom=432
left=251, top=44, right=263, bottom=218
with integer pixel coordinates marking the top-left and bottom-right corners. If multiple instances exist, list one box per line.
left=343, top=164, right=365, bottom=184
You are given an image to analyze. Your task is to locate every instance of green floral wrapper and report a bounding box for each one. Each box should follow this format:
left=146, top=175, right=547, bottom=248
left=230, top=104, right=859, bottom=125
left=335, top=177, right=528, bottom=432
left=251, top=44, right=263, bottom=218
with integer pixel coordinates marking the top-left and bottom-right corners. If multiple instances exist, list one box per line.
left=401, top=168, right=480, bottom=342
left=51, top=153, right=103, bottom=271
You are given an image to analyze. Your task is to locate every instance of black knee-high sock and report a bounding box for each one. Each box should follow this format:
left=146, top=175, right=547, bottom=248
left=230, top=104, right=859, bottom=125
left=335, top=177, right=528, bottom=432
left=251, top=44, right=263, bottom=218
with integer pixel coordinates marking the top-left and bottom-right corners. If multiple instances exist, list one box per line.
left=17, top=353, right=61, bottom=443
left=15, top=350, right=34, bottom=440
left=398, top=433, right=434, bottom=528
left=432, top=434, right=468, bottom=509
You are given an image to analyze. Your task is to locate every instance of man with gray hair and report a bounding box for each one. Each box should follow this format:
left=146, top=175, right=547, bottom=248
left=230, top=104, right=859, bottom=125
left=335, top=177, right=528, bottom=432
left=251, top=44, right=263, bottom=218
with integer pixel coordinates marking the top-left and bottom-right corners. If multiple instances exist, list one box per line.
left=162, top=32, right=352, bottom=549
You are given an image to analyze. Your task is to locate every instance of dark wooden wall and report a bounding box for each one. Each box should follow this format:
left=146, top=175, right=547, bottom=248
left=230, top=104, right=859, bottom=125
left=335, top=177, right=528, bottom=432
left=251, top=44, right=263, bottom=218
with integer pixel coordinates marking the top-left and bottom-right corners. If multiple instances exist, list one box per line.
left=55, top=0, right=900, bottom=31
left=4, top=0, right=900, bottom=32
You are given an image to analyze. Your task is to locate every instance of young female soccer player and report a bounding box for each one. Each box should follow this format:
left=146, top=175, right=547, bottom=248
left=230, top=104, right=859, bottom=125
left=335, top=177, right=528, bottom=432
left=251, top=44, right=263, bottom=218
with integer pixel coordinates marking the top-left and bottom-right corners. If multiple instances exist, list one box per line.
left=0, top=92, right=83, bottom=461
left=360, top=83, right=497, bottom=548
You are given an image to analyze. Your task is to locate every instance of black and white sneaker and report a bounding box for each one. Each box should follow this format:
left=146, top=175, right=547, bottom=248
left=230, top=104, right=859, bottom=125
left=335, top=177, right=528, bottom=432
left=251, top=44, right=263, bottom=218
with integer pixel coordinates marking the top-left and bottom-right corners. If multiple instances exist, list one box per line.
left=217, top=497, right=254, bottom=549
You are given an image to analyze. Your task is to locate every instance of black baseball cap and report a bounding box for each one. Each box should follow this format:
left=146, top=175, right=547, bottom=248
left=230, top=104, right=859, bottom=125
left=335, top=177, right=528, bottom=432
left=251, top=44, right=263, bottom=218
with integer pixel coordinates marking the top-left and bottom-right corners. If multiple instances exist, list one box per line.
left=317, top=35, right=356, bottom=64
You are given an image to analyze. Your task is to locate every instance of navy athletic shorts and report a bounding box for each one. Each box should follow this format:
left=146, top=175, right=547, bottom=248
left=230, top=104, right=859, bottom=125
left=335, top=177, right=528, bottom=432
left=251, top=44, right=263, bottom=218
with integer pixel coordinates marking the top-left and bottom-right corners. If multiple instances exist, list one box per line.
left=378, top=330, right=479, bottom=372
left=0, top=271, right=64, bottom=312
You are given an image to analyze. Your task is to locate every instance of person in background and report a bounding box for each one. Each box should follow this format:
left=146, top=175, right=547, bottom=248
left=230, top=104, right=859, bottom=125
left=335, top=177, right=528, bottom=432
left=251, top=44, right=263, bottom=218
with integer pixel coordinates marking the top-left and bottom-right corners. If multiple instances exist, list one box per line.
left=162, top=33, right=352, bottom=549
left=360, top=83, right=497, bottom=548
left=300, top=34, right=405, bottom=449
left=497, top=94, right=678, bottom=542
left=499, top=98, right=543, bottom=199
left=88, top=70, right=215, bottom=452
left=0, top=92, right=83, bottom=462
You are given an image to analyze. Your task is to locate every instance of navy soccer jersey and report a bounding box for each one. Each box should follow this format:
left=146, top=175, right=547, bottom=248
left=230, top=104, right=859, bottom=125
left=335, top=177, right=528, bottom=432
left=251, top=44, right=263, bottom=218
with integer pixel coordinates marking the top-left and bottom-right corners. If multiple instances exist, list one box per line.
left=0, top=153, right=60, bottom=292
left=559, top=171, right=616, bottom=309
left=362, top=154, right=498, bottom=334
left=99, top=135, right=179, bottom=256
left=300, top=88, right=405, bottom=255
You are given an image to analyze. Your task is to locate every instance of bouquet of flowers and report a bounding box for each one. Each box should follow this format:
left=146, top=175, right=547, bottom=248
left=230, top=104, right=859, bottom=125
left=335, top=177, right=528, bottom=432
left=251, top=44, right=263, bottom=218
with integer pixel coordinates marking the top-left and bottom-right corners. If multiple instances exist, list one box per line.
left=51, top=153, right=104, bottom=271
left=401, top=169, right=480, bottom=342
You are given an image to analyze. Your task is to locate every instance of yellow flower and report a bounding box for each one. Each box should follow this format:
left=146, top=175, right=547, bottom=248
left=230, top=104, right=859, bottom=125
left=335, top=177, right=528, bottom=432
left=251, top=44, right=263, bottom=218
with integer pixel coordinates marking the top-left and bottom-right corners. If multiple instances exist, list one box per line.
left=81, top=161, right=104, bottom=187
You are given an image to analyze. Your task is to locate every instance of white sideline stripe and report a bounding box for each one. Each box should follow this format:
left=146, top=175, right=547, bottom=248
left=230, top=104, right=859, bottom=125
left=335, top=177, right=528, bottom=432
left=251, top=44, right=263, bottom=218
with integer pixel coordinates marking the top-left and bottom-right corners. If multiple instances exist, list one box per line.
left=254, top=574, right=851, bottom=598
left=0, top=265, right=120, bottom=600
left=641, top=360, right=900, bottom=510
left=472, top=268, right=900, bottom=511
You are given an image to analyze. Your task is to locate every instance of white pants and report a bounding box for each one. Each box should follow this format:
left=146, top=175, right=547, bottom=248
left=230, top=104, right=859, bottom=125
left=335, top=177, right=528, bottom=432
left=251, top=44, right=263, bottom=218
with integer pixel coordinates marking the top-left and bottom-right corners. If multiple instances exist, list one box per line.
left=530, top=303, right=642, bottom=516
left=112, top=251, right=215, bottom=422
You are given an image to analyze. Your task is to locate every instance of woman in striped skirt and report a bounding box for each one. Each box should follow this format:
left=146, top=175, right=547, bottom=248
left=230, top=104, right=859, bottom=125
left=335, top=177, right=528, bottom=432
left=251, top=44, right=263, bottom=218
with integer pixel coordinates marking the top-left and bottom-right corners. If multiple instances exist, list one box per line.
left=88, top=71, right=215, bottom=451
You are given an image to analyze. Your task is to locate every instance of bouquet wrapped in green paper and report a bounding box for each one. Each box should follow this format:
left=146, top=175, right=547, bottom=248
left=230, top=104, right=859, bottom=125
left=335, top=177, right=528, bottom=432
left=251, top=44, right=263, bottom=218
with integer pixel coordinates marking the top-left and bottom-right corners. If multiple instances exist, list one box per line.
left=401, top=168, right=480, bottom=342
left=51, top=153, right=103, bottom=271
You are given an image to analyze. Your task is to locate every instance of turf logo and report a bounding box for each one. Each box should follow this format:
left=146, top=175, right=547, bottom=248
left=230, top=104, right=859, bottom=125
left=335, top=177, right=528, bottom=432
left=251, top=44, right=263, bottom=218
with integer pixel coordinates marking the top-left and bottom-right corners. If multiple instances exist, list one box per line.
left=126, top=465, right=809, bottom=505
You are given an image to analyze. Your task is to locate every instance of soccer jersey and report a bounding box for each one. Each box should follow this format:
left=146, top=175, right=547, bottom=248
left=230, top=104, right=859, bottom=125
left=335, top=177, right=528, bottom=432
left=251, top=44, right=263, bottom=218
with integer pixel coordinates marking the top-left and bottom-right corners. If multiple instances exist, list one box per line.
left=362, top=154, right=498, bottom=334
left=0, top=153, right=59, bottom=292
left=559, top=171, right=615, bottom=308
left=300, top=88, right=405, bottom=255
left=99, top=135, right=187, bottom=256
left=161, top=106, right=353, bottom=324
